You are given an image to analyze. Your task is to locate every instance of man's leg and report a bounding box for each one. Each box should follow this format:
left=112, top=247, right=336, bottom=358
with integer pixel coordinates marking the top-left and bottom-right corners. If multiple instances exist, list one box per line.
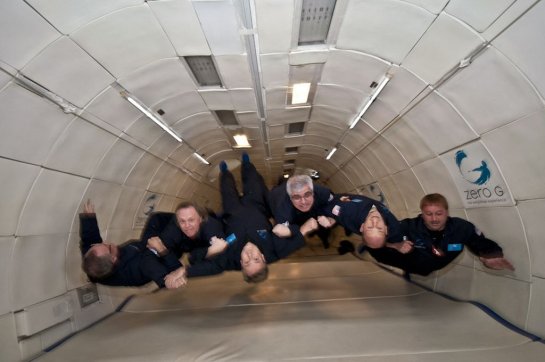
left=240, top=153, right=270, bottom=216
left=220, top=161, right=242, bottom=215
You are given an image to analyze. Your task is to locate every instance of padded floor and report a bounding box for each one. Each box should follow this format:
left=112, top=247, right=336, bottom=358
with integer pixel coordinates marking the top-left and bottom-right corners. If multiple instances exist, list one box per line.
left=37, top=253, right=545, bottom=361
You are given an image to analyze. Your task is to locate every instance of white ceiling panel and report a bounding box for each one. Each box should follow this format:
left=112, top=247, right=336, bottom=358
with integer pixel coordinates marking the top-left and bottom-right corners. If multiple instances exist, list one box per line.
left=71, top=5, right=176, bottom=77
left=118, top=59, right=196, bottom=106
left=404, top=0, right=449, bottom=14
left=66, top=231, right=87, bottom=290
left=0, top=159, right=40, bottom=236
left=148, top=0, right=210, bottom=55
left=149, top=162, right=180, bottom=195
left=94, top=140, right=144, bottom=184
left=169, top=144, right=194, bottom=166
left=158, top=92, right=209, bottom=125
left=175, top=113, right=219, bottom=141
left=0, top=0, right=59, bottom=69
left=266, top=107, right=310, bottom=126
left=12, top=234, right=68, bottom=309
left=342, top=158, right=373, bottom=188
left=45, top=119, right=117, bottom=177
left=256, top=0, right=293, bottom=53
left=109, top=186, right=146, bottom=230
left=492, top=0, right=545, bottom=102
left=314, top=84, right=363, bottom=115
left=268, top=125, right=288, bottom=140
left=440, top=47, right=543, bottom=134
left=148, top=134, right=183, bottom=161
left=402, top=13, right=484, bottom=85
left=321, top=49, right=390, bottom=93
left=381, top=66, right=427, bottom=115
left=404, top=90, right=478, bottom=154
left=362, top=98, right=398, bottom=132
left=305, top=121, right=344, bottom=139
left=195, top=140, right=234, bottom=165
left=0, top=84, right=73, bottom=165
left=189, top=130, right=231, bottom=153
left=358, top=150, right=388, bottom=181
left=28, top=0, right=142, bottom=35
left=445, top=0, right=515, bottom=33
left=265, top=88, right=289, bottom=108
left=215, top=55, right=253, bottom=88
left=199, top=89, right=233, bottom=109
left=342, top=122, right=377, bottom=152
left=22, top=36, right=115, bottom=108
left=0, top=237, right=15, bottom=314
left=376, top=175, right=410, bottom=216
left=236, top=112, right=259, bottom=127
left=261, top=54, right=289, bottom=88
left=230, top=89, right=257, bottom=112
left=124, top=153, right=163, bottom=189
left=411, top=157, right=464, bottom=210
left=518, top=199, right=545, bottom=278
left=310, top=105, right=351, bottom=126
left=155, top=195, right=179, bottom=213
left=303, top=134, right=340, bottom=155
left=467, top=207, right=530, bottom=282
left=78, top=179, right=124, bottom=234
left=336, top=0, right=435, bottom=64
left=85, top=86, right=142, bottom=132
left=17, top=169, right=89, bottom=236
left=390, top=168, right=425, bottom=211
left=328, top=171, right=354, bottom=193
left=192, top=0, right=244, bottom=56
left=383, top=118, right=434, bottom=166
left=124, top=115, right=165, bottom=147
left=367, top=136, right=408, bottom=174
left=483, top=111, right=545, bottom=200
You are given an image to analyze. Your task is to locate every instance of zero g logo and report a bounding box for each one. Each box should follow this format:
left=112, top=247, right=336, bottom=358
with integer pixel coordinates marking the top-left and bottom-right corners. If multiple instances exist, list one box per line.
left=455, top=150, right=505, bottom=202
left=455, top=150, right=490, bottom=185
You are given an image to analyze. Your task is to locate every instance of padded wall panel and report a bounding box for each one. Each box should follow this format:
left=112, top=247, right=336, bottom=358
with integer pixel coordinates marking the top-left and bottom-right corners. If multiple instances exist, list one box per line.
left=518, top=199, right=545, bottom=278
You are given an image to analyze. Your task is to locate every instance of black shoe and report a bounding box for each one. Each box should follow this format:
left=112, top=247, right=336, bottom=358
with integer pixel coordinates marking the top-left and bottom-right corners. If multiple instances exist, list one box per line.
left=242, top=152, right=250, bottom=164
left=219, top=161, right=228, bottom=173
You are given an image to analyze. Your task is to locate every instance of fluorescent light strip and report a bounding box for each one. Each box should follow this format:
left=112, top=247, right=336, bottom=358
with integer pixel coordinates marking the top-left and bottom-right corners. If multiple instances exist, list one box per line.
left=292, top=82, right=311, bottom=104
left=193, top=152, right=210, bottom=165
left=326, top=147, right=337, bottom=160
left=349, top=75, right=391, bottom=129
left=125, top=96, right=182, bottom=142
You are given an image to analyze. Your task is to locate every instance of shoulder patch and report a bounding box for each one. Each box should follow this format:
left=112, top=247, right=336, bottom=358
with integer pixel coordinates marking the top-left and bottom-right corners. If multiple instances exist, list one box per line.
left=332, top=205, right=341, bottom=216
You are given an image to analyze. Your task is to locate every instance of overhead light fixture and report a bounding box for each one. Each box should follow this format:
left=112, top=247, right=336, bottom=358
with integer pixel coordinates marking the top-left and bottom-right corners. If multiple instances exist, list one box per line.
left=122, top=92, right=182, bottom=142
left=298, top=0, right=337, bottom=45
left=326, top=146, right=338, bottom=160
left=291, top=82, right=311, bottom=104
left=233, top=134, right=251, bottom=148
left=349, top=75, right=391, bottom=129
left=193, top=152, right=210, bottom=165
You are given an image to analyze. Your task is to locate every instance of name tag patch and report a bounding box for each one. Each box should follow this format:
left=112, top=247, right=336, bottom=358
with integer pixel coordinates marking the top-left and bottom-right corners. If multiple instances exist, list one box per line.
left=447, top=243, right=463, bottom=252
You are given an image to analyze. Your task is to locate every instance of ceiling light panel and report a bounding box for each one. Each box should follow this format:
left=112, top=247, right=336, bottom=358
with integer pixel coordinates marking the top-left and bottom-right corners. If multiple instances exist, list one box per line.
left=287, top=122, right=305, bottom=135
left=185, top=56, right=222, bottom=87
left=298, top=0, right=337, bottom=45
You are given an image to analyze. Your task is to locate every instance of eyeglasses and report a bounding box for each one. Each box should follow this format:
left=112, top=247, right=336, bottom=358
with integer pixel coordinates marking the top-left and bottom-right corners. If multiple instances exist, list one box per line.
left=290, top=191, right=313, bottom=201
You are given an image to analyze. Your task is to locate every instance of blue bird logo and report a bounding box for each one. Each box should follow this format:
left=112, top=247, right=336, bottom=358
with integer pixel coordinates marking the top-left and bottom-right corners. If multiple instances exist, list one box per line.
left=455, top=150, right=491, bottom=185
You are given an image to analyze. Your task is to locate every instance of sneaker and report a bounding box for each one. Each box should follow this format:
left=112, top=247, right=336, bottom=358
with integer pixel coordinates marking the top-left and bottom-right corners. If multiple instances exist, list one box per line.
left=241, top=152, right=250, bottom=164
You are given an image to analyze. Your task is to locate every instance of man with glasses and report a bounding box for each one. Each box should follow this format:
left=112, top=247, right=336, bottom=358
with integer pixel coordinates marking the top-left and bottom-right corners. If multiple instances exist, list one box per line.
left=269, top=174, right=334, bottom=248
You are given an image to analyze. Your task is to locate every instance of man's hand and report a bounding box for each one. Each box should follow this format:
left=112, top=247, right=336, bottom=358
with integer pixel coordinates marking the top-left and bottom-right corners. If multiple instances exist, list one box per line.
left=317, top=216, right=336, bottom=228
left=83, top=199, right=95, bottom=214
left=164, top=267, right=187, bottom=289
left=387, top=239, right=414, bottom=254
left=272, top=224, right=292, bottom=238
left=480, top=257, right=515, bottom=271
left=147, top=236, right=167, bottom=256
left=300, top=218, right=319, bottom=236
left=207, top=236, right=228, bottom=258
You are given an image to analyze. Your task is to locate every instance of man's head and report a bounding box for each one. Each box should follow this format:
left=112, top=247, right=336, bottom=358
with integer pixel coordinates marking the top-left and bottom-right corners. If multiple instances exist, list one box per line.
left=360, top=205, right=388, bottom=249
left=82, top=243, right=120, bottom=280
left=420, top=193, right=449, bottom=231
left=286, top=175, right=314, bottom=212
left=175, top=201, right=207, bottom=239
left=240, top=242, right=268, bottom=283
